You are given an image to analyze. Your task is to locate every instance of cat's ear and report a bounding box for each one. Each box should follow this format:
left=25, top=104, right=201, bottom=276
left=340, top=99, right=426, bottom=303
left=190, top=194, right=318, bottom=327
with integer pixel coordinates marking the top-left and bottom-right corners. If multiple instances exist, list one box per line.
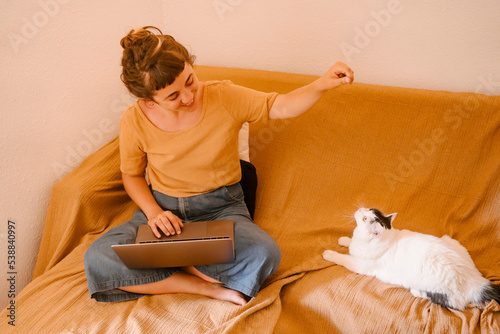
left=386, top=213, right=397, bottom=224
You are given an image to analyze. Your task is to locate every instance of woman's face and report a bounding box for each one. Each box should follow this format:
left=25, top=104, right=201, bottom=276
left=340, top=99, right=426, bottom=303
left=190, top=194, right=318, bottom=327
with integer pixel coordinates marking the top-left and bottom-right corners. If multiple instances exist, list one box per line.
left=151, top=63, right=200, bottom=113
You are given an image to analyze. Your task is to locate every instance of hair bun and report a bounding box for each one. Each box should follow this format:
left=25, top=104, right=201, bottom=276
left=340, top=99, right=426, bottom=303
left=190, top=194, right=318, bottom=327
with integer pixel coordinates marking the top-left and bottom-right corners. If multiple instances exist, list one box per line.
left=120, top=26, right=163, bottom=49
left=120, top=26, right=195, bottom=99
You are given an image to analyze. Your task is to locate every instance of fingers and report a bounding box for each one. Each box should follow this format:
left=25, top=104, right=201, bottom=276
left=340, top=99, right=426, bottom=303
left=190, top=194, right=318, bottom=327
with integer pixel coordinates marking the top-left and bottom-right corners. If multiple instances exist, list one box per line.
left=336, top=73, right=352, bottom=85
left=148, top=211, right=184, bottom=238
left=320, top=61, right=354, bottom=89
left=332, top=61, right=354, bottom=85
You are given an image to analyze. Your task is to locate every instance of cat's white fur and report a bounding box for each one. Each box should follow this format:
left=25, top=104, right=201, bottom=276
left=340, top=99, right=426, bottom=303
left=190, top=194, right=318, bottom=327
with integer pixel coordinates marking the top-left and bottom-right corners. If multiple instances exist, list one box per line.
left=323, top=208, right=499, bottom=310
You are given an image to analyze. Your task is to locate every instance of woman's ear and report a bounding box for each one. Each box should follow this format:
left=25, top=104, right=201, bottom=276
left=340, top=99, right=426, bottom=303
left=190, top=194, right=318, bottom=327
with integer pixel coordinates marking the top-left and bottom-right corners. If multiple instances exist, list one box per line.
left=144, top=98, right=156, bottom=109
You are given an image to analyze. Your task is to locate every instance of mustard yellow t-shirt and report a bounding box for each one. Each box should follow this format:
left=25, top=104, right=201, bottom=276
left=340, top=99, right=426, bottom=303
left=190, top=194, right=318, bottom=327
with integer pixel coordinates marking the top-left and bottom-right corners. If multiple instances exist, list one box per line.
left=119, top=80, right=278, bottom=197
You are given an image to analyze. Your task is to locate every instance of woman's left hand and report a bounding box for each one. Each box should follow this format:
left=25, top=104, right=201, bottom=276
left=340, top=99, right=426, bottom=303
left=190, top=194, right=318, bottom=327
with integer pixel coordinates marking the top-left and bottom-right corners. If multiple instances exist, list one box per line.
left=319, top=61, right=354, bottom=90
left=269, top=61, right=354, bottom=120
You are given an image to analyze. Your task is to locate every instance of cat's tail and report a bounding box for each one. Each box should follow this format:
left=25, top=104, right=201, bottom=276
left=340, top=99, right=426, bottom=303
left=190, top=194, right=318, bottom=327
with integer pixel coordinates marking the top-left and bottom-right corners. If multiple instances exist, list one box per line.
left=478, top=282, right=500, bottom=306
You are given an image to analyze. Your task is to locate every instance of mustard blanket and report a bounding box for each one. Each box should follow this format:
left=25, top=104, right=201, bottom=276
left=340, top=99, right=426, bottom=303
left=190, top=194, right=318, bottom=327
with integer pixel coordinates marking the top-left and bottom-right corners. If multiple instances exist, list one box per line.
left=2, top=66, right=499, bottom=333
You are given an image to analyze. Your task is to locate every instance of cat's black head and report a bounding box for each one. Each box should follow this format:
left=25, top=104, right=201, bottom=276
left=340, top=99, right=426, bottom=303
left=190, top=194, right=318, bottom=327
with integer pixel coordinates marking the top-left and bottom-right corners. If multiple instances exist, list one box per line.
left=369, top=208, right=393, bottom=230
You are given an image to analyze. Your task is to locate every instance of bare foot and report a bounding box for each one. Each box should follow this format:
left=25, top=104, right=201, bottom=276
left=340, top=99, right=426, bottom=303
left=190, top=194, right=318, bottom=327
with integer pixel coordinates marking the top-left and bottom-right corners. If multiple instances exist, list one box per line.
left=120, top=272, right=248, bottom=306
left=181, top=266, right=248, bottom=305
left=209, top=283, right=248, bottom=306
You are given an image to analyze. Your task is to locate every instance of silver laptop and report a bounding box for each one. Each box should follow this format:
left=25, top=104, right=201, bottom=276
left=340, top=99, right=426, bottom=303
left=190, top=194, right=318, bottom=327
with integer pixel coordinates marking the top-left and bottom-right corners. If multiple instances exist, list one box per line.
left=112, top=220, right=234, bottom=269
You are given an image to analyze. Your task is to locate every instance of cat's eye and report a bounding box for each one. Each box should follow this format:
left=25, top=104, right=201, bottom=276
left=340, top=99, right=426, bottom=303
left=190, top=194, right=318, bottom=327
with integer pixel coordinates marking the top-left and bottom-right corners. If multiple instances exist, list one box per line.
left=363, top=217, right=367, bottom=222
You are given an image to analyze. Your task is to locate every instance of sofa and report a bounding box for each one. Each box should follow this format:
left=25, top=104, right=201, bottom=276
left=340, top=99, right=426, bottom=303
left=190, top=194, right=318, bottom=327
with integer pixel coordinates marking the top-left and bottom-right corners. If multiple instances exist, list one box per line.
left=2, top=65, right=499, bottom=333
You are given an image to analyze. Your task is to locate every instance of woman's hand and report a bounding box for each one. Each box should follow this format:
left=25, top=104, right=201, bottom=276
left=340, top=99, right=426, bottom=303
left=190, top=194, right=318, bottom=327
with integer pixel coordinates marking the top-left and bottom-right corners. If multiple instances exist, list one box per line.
left=148, top=210, right=184, bottom=238
left=121, top=173, right=184, bottom=238
left=269, top=61, right=354, bottom=120
left=318, top=61, right=354, bottom=91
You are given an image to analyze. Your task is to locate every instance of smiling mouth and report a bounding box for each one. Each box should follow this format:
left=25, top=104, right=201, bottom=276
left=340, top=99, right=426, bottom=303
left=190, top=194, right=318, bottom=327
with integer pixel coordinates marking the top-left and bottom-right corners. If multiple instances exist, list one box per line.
left=182, top=99, right=194, bottom=107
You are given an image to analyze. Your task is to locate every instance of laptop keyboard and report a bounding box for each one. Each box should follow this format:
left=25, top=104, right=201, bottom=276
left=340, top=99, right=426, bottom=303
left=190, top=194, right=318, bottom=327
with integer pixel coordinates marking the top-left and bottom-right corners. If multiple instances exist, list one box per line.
left=139, top=236, right=230, bottom=244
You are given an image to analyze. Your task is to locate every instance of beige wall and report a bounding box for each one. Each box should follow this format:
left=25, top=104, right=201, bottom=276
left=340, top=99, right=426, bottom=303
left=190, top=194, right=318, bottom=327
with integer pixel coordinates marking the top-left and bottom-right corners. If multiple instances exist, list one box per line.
left=1, top=0, right=499, bottom=308
left=0, top=0, right=166, bottom=307
left=165, top=0, right=500, bottom=94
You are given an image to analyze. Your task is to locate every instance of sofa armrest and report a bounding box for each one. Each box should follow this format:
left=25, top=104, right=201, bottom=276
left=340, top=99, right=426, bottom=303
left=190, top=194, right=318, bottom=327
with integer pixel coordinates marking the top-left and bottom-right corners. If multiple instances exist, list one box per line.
left=32, top=137, right=137, bottom=278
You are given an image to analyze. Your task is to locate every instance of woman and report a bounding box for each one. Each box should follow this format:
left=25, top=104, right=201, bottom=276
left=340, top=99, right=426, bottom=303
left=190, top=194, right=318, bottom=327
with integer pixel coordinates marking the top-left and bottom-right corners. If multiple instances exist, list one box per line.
left=84, top=26, right=354, bottom=306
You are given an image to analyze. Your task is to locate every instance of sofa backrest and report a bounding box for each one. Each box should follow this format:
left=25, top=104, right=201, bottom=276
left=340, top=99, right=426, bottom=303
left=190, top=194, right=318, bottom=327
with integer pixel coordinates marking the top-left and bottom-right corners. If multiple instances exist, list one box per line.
left=196, top=65, right=500, bottom=281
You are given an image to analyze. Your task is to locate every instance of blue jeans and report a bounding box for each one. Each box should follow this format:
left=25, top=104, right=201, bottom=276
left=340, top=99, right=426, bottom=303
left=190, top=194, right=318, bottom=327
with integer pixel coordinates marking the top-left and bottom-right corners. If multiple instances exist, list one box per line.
left=84, top=183, right=281, bottom=302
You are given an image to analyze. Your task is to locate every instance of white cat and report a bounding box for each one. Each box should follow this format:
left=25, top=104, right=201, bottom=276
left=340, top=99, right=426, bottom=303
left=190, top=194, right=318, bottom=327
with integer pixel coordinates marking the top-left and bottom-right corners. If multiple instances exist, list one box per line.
left=322, top=208, right=500, bottom=310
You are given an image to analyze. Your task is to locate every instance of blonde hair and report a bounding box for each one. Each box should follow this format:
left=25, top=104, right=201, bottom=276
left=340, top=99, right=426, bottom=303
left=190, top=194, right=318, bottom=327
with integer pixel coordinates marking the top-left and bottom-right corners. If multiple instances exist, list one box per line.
left=120, top=26, right=196, bottom=100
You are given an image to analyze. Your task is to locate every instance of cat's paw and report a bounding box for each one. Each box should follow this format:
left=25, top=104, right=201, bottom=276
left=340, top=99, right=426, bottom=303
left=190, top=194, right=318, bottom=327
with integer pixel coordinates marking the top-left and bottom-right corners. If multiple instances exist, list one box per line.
left=323, top=250, right=341, bottom=263
left=338, top=237, right=351, bottom=247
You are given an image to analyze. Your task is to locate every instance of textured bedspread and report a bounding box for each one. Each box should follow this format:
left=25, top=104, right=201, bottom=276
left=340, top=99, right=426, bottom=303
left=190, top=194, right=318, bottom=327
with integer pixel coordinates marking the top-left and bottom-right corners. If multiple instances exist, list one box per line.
left=2, top=66, right=499, bottom=333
